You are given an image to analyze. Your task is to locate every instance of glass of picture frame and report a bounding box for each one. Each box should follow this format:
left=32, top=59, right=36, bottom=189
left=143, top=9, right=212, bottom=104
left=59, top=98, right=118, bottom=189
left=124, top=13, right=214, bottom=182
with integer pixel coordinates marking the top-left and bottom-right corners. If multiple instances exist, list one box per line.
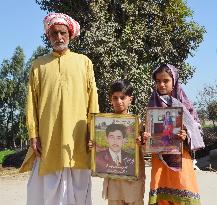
left=90, top=113, right=140, bottom=180
left=145, top=107, right=183, bottom=154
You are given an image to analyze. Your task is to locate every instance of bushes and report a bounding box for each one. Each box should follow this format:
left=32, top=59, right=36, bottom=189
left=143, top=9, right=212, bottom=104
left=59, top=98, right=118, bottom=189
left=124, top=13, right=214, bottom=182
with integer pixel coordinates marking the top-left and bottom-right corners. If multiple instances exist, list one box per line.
left=2, top=149, right=27, bottom=168
left=0, top=149, right=27, bottom=168
left=195, top=127, right=217, bottom=158
left=203, top=127, right=217, bottom=146
left=0, top=149, right=16, bottom=164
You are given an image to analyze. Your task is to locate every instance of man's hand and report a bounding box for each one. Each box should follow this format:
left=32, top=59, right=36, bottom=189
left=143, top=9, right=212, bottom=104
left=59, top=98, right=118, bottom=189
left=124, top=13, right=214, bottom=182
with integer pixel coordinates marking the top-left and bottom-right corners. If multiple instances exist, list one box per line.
left=30, top=137, right=42, bottom=157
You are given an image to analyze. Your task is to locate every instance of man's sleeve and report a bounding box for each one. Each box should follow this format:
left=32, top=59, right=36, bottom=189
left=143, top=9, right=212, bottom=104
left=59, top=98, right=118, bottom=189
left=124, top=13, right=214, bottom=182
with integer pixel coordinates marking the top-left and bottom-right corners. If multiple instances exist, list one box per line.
left=26, top=63, right=39, bottom=139
left=87, top=58, right=99, bottom=114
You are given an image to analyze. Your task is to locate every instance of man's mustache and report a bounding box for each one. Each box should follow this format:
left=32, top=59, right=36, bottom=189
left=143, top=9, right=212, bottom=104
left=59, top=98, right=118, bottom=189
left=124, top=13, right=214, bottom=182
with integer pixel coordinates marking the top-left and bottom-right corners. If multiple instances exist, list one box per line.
left=54, top=39, right=64, bottom=44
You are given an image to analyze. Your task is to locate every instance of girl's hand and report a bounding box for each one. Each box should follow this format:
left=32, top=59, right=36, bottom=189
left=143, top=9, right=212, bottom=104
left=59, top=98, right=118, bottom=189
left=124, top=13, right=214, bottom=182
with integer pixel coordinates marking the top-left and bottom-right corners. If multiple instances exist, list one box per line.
left=143, top=132, right=151, bottom=144
left=88, top=140, right=95, bottom=150
left=176, top=129, right=187, bottom=141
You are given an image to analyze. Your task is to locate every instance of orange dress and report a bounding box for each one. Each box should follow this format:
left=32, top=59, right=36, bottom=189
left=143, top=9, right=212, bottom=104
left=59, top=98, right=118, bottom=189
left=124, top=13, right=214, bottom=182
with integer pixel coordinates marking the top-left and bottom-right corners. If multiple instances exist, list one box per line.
left=149, top=149, right=201, bottom=205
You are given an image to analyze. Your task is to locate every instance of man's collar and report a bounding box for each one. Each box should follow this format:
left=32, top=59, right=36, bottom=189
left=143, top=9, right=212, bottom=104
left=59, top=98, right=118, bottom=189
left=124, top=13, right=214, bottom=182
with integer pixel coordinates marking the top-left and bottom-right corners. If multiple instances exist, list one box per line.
left=52, top=49, right=70, bottom=57
left=109, top=148, right=121, bottom=160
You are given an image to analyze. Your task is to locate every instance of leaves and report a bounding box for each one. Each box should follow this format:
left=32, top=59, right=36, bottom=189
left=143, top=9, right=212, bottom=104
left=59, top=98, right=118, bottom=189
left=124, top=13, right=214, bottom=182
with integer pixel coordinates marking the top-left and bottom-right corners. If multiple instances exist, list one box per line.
left=36, top=0, right=205, bottom=117
left=0, top=47, right=26, bottom=147
left=197, top=82, right=217, bottom=126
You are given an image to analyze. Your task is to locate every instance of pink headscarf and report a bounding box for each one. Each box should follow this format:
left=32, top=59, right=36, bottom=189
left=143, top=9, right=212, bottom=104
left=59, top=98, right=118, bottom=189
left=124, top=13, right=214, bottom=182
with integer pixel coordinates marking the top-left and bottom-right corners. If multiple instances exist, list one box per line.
left=44, top=13, right=80, bottom=39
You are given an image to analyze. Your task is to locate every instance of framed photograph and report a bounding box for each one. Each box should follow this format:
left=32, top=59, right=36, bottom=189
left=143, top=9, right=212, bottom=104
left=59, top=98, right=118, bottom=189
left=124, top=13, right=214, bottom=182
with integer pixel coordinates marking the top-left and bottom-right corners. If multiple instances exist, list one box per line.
left=145, top=107, right=183, bottom=154
left=90, top=113, right=140, bottom=180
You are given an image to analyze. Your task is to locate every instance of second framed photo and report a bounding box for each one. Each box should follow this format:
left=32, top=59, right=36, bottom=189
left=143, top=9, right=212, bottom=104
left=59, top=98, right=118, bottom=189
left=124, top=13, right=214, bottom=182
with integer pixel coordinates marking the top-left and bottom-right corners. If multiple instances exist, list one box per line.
left=90, top=113, right=140, bottom=180
left=145, top=107, right=183, bottom=154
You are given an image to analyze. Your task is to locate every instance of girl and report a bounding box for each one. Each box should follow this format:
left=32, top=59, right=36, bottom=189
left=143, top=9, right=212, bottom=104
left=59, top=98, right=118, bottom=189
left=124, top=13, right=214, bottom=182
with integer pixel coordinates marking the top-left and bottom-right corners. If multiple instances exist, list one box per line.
left=90, top=79, right=146, bottom=205
left=147, top=64, right=204, bottom=205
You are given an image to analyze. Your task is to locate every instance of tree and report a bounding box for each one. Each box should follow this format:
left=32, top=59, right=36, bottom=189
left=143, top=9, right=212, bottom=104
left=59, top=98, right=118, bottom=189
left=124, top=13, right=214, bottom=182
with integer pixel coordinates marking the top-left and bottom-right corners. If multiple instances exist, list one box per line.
left=207, top=101, right=217, bottom=127
left=197, top=82, right=217, bottom=127
left=0, top=47, right=26, bottom=148
left=36, top=0, right=205, bottom=116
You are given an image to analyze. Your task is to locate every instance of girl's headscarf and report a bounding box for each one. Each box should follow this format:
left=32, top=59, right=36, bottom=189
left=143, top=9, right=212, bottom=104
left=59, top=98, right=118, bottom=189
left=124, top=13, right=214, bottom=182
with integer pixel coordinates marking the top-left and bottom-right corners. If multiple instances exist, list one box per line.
left=148, top=64, right=204, bottom=151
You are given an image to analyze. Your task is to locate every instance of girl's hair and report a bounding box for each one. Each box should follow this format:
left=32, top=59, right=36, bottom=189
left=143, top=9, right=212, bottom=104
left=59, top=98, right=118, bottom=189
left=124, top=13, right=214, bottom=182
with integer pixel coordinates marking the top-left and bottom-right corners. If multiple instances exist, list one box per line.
left=153, top=64, right=173, bottom=81
left=109, top=79, right=133, bottom=97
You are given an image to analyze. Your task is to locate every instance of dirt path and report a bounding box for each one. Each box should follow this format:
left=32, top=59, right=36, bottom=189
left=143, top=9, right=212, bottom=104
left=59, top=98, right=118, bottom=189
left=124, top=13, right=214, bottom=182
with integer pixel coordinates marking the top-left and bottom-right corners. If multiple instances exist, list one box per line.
left=0, top=167, right=216, bottom=205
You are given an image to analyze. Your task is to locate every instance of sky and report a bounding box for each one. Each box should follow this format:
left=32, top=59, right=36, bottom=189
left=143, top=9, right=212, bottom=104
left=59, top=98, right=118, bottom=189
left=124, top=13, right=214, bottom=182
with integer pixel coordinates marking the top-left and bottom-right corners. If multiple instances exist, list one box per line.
left=0, top=0, right=216, bottom=103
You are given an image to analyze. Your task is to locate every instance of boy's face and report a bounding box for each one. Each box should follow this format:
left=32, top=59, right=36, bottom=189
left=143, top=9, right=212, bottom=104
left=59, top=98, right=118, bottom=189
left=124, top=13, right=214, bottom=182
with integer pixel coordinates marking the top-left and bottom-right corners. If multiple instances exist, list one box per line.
left=107, top=130, right=125, bottom=153
left=110, top=91, right=133, bottom=114
left=155, top=71, right=173, bottom=96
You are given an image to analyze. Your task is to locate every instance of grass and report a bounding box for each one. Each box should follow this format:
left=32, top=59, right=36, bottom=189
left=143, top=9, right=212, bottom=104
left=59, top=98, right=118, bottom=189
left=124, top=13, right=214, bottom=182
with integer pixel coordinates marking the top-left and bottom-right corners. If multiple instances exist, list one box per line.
left=0, top=149, right=16, bottom=164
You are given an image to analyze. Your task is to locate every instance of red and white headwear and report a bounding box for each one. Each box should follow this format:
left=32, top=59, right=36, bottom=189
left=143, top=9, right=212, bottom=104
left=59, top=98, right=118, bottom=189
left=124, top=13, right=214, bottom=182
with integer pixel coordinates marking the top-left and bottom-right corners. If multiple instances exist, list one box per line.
left=44, top=13, right=80, bottom=39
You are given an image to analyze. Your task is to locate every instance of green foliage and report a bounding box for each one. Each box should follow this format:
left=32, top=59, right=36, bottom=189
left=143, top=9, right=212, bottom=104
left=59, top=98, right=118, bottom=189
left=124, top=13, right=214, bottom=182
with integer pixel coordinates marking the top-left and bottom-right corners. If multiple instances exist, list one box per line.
left=0, top=47, right=26, bottom=148
left=197, top=82, right=217, bottom=126
left=0, top=149, right=16, bottom=164
left=36, top=0, right=205, bottom=117
left=207, top=101, right=217, bottom=125
left=95, top=130, right=107, bottom=147
left=195, top=127, right=217, bottom=158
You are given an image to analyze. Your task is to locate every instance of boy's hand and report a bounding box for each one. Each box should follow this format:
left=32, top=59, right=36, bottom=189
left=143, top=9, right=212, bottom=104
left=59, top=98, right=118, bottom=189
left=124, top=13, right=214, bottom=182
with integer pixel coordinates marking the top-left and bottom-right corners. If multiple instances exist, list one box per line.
left=136, top=136, right=142, bottom=145
left=176, top=129, right=187, bottom=141
left=136, top=132, right=150, bottom=145
left=88, top=140, right=95, bottom=150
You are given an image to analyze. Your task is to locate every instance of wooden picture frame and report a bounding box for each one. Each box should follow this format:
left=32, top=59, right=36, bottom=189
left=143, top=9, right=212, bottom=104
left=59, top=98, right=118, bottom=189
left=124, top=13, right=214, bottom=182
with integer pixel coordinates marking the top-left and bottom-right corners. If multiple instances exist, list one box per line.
left=90, top=113, right=140, bottom=180
left=145, top=107, right=183, bottom=154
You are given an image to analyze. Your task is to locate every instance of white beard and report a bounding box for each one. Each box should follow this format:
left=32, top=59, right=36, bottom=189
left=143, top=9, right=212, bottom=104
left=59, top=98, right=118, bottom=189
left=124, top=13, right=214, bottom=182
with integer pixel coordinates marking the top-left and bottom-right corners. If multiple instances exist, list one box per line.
left=51, top=40, right=69, bottom=52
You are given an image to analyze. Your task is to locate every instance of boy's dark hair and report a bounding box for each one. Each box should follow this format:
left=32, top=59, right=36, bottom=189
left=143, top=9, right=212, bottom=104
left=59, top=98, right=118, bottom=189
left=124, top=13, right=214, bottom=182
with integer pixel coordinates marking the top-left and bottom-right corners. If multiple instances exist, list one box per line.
left=153, top=64, right=173, bottom=81
left=109, top=79, right=135, bottom=105
left=106, top=124, right=127, bottom=138
left=109, top=79, right=133, bottom=97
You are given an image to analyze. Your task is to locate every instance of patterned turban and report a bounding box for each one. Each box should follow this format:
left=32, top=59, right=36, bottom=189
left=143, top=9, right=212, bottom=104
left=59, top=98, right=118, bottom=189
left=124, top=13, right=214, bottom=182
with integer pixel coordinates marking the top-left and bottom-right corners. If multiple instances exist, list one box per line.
left=44, top=13, right=80, bottom=39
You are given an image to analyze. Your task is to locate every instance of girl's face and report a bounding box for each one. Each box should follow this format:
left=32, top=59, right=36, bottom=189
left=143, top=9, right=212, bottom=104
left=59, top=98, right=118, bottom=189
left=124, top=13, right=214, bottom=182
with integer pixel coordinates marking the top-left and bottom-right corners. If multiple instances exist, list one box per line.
left=110, top=91, right=133, bottom=114
left=155, top=71, right=173, bottom=96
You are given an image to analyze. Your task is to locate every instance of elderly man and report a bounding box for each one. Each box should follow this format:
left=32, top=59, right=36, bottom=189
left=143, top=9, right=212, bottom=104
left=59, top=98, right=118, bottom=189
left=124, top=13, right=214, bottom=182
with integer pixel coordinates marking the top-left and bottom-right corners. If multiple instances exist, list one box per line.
left=20, top=13, right=99, bottom=205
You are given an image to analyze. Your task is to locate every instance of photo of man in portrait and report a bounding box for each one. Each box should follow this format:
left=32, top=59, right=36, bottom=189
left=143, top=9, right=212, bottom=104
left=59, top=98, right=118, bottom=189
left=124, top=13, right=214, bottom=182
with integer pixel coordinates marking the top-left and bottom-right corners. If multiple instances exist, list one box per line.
left=96, top=123, right=135, bottom=176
